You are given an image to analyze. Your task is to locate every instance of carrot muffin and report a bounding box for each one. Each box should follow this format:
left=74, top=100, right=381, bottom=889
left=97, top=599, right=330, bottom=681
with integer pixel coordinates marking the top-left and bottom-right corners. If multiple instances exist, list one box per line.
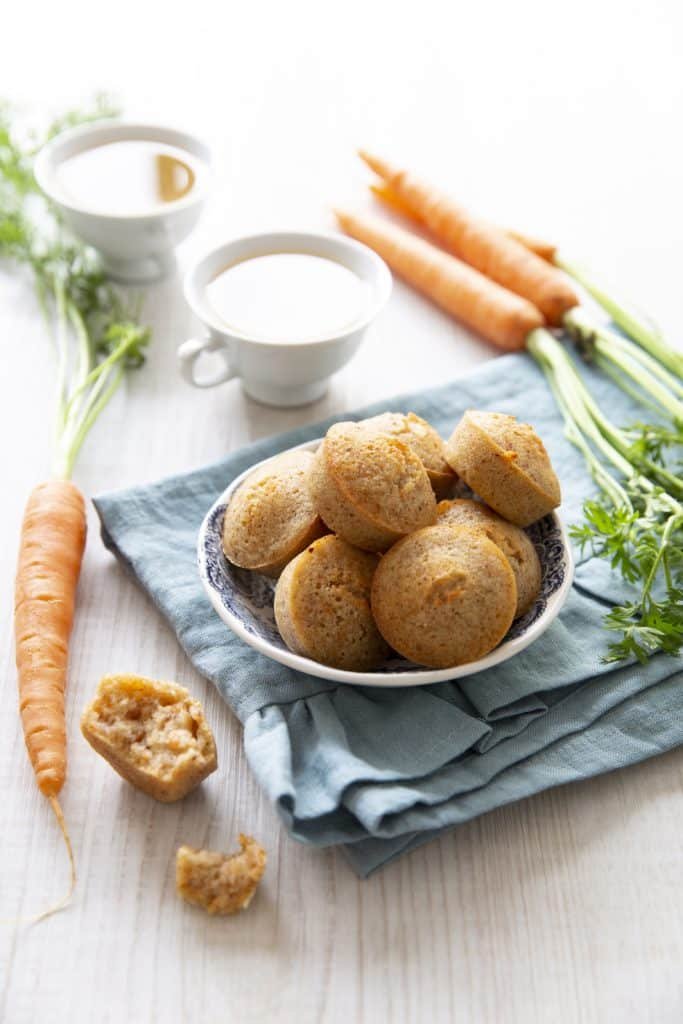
left=437, top=498, right=541, bottom=617
left=309, top=422, right=437, bottom=551
left=222, top=450, right=326, bottom=577
left=371, top=524, right=517, bottom=668
left=274, top=534, right=389, bottom=671
left=359, top=411, right=457, bottom=499
left=81, top=675, right=218, bottom=802
left=444, top=410, right=561, bottom=526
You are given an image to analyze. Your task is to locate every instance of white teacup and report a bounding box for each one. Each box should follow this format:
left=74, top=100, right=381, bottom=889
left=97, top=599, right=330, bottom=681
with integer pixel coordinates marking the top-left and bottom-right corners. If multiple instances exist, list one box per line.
left=35, top=121, right=212, bottom=283
left=179, top=232, right=392, bottom=407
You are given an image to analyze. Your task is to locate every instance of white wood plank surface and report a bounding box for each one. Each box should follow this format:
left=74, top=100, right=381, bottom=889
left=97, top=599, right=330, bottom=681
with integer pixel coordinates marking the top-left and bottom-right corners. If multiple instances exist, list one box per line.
left=2, top=2, right=683, bottom=1021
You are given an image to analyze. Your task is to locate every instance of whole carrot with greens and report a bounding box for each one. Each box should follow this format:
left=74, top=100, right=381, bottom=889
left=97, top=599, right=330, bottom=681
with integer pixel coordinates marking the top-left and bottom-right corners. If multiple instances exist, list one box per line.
left=365, top=158, right=682, bottom=414
left=1, top=99, right=150, bottom=914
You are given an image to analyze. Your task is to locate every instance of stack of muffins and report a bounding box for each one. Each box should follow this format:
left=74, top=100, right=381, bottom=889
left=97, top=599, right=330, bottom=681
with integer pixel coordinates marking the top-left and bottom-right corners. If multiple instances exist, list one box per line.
left=221, top=410, right=561, bottom=671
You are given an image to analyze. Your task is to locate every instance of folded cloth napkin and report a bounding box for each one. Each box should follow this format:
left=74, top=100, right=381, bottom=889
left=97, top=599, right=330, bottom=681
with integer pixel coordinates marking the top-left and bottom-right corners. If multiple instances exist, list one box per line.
left=94, top=353, right=683, bottom=877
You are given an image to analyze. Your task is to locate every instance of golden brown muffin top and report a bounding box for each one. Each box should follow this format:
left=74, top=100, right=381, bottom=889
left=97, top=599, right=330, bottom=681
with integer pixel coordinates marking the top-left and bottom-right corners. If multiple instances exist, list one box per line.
left=436, top=498, right=541, bottom=617
left=321, top=421, right=436, bottom=532
left=360, top=411, right=454, bottom=478
left=371, top=524, right=516, bottom=668
left=463, top=410, right=561, bottom=505
left=222, top=450, right=321, bottom=571
left=437, top=497, right=532, bottom=566
left=277, top=534, right=388, bottom=671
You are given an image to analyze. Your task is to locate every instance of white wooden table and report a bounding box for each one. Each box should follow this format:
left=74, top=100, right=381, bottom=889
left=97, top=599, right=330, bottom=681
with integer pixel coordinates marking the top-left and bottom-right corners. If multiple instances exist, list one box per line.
left=2, top=2, right=683, bottom=1021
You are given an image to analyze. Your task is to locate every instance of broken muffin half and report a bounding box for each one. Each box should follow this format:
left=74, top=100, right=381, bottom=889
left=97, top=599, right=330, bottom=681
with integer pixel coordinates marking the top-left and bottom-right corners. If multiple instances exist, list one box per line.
left=81, top=674, right=217, bottom=802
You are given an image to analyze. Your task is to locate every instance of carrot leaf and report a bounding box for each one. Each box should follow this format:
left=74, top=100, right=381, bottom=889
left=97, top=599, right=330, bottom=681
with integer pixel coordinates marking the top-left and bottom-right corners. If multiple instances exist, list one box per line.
left=0, top=100, right=150, bottom=481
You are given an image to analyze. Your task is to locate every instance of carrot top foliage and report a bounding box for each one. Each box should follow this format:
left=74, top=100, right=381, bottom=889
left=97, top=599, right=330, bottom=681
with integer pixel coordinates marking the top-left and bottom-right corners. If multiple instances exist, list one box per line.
left=0, top=98, right=150, bottom=479
left=528, top=329, right=683, bottom=664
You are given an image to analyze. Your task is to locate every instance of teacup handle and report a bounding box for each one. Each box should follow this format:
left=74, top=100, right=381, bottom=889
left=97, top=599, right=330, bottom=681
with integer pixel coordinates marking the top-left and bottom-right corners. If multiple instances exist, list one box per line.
left=178, top=335, right=238, bottom=389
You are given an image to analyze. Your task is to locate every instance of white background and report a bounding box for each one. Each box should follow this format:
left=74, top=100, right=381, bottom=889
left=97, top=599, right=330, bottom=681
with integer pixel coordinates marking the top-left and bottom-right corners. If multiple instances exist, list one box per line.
left=2, top=2, right=682, bottom=1021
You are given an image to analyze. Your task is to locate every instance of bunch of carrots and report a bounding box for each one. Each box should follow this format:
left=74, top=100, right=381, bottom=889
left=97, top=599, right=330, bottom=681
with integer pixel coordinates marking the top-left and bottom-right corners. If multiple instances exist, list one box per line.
left=2, top=100, right=150, bottom=916
left=337, top=153, right=683, bottom=663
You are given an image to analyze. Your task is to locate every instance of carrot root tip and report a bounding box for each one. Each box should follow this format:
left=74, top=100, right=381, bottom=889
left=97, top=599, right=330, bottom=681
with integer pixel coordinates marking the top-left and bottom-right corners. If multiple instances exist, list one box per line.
left=29, top=797, right=76, bottom=925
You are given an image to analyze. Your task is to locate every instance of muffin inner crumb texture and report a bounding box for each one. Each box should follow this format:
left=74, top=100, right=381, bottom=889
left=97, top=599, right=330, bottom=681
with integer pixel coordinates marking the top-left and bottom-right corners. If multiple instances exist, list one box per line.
left=81, top=675, right=217, bottom=802
left=176, top=836, right=267, bottom=916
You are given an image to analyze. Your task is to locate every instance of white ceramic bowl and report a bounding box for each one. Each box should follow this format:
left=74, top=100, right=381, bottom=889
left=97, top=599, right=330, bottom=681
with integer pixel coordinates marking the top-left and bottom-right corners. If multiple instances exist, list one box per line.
left=197, top=439, right=574, bottom=688
left=179, top=231, right=392, bottom=407
left=34, top=121, right=212, bottom=282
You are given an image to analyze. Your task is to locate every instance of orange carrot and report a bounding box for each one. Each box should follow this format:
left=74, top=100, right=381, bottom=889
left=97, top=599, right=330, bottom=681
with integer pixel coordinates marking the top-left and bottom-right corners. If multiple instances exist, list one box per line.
left=336, top=208, right=544, bottom=350
left=359, top=151, right=576, bottom=325
left=369, top=181, right=421, bottom=223
left=14, top=479, right=87, bottom=907
left=370, top=181, right=557, bottom=262
left=504, top=228, right=556, bottom=263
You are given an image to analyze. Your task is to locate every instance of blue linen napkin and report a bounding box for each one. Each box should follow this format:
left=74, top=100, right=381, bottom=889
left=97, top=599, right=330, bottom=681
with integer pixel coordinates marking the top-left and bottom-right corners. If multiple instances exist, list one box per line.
left=93, top=352, right=683, bottom=877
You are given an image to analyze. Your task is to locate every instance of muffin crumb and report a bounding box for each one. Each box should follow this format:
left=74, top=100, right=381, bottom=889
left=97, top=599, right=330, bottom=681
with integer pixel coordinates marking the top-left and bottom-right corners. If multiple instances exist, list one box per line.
left=176, top=836, right=266, bottom=915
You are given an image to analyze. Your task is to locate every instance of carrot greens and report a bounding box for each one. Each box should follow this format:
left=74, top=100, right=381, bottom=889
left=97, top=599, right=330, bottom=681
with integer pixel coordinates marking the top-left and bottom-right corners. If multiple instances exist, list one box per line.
left=563, top=306, right=683, bottom=425
left=0, top=99, right=150, bottom=481
left=556, top=254, right=683, bottom=380
left=528, top=329, right=683, bottom=663
left=524, top=247, right=683, bottom=663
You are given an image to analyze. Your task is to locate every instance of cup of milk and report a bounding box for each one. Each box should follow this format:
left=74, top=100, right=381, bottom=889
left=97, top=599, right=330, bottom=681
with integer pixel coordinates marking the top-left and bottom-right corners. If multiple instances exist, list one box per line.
left=180, top=232, right=392, bottom=407
left=35, top=121, right=212, bottom=282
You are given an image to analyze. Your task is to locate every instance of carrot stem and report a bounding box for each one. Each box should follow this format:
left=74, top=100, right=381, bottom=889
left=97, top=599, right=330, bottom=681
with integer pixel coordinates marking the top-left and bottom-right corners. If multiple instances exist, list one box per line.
left=53, top=281, right=70, bottom=437
left=57, top=367, right=123, bottom=479
left=65, top=301, right=93, bottom=428
left=53, top=310, right=147, bottom=479
left=564, top=306, right=683, bottom=405
left=62, top=326, right=136, bottom=412
left=527, top=330, right=636, bottom=485
left=556, top=254, right=683, bottom=378
left=592, top=355, right=665, bottom=417
left=594, top=344, right=683, bottom=422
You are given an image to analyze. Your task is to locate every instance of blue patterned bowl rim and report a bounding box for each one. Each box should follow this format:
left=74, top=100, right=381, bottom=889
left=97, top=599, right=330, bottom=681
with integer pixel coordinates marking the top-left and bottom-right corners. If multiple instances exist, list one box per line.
left=197, top=439, right=574, bottom=688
